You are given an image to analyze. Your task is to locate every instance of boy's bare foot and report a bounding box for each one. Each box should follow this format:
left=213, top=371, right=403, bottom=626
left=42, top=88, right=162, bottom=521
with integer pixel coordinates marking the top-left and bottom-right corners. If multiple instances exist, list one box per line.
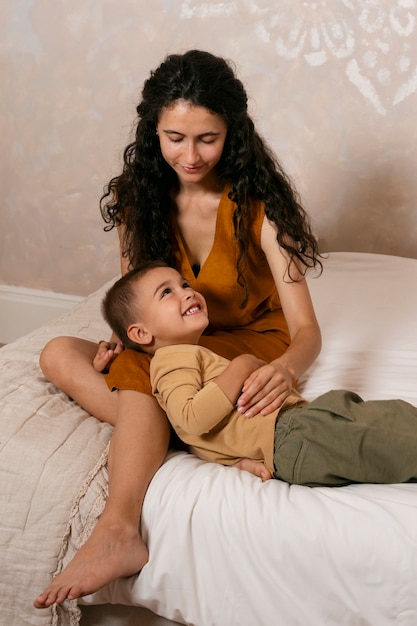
left=234, top=458, right=272, bottom=481
left=33, top=517, right=148, bottom=608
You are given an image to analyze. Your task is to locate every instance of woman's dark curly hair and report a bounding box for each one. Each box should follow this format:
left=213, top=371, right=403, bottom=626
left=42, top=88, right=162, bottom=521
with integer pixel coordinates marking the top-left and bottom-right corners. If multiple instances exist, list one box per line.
left=100, top=49, right=322, bottom=305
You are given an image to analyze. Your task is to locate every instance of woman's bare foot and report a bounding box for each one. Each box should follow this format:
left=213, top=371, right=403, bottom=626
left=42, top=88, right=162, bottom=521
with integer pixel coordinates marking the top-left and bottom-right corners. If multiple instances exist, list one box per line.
left=234, top=458, right=272, bottom=481
left=33, top=516, right=148, bottom=608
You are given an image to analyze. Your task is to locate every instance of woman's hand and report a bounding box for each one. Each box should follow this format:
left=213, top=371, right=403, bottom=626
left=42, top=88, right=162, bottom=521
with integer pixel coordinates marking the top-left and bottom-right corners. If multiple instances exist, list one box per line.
left=93, top=340, right=124, bottom=372
left=236, top=361, right=293, bottom=418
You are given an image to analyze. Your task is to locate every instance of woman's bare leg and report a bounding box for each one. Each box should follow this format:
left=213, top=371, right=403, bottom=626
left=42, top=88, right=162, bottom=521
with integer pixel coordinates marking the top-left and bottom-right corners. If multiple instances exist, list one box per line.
left=39, top=336, right=118, bottom=424
left=34, top=339, right=170, bottom=607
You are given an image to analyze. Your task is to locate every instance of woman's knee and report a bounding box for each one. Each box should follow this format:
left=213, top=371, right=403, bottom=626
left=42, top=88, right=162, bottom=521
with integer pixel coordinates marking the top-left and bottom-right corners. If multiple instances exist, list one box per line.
left=39, top=336, right=86, bottom=384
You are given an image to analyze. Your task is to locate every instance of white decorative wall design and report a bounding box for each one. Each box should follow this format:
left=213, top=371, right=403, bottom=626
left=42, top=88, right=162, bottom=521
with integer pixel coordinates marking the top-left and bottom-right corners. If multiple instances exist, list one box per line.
left=182, top=0, right=417, bottom=115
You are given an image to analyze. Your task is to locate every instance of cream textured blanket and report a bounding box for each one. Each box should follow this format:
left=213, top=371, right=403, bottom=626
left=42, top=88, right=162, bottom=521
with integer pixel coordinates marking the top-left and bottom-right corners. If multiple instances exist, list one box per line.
left=0, top=287, right=114, bottom=626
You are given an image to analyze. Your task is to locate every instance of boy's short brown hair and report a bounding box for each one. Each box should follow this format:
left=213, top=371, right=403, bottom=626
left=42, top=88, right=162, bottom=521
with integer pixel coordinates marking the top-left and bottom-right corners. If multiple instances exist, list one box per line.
left=102, top=261, right=169, bottom=351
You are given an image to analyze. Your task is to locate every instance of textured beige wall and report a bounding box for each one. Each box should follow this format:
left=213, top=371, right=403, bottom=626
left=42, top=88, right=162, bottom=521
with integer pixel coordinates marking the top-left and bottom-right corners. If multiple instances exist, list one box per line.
left=1, top=0, right=416, bottom=296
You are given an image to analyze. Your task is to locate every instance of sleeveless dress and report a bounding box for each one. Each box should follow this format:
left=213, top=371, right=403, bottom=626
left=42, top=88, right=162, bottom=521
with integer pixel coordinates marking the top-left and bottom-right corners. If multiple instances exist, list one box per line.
left=105, top=187, right=291, bottom=396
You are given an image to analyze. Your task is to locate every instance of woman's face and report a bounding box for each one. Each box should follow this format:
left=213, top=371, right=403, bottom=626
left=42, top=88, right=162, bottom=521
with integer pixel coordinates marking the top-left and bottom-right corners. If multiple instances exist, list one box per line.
left=156, top=101, right=227, bottom=185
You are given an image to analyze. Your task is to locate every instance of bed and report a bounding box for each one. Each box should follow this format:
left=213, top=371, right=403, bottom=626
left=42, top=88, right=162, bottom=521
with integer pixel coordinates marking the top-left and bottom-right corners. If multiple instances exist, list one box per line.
left=1, top=251, right=417, bottom=626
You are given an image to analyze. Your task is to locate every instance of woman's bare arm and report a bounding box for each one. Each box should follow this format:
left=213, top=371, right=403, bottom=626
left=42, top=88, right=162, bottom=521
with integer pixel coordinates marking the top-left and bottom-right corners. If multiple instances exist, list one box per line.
left=237, top=216, right=321, bottom=417
left=93, top=225, right=128, bottom=372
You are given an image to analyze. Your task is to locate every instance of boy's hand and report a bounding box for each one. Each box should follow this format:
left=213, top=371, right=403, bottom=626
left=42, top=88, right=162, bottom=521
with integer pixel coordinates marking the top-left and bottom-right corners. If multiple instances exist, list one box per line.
left=213, top=353, right=266, bottom=406
left=234, top=353, right=267, bottom=371
left=237, top=361, right=293, bottom=418
left=93, top=340, right=124, bottom=372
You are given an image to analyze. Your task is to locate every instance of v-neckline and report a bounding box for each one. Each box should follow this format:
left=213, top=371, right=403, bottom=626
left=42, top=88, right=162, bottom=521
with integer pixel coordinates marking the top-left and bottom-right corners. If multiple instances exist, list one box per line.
left=172, top=186, right=228, bottom=279
left=191, top=263, right=200, bottom=278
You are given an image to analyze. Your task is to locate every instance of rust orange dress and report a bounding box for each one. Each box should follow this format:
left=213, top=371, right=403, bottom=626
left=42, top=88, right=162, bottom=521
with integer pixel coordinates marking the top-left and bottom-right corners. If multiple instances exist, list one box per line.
left=105, top=187, right=291, bottom=396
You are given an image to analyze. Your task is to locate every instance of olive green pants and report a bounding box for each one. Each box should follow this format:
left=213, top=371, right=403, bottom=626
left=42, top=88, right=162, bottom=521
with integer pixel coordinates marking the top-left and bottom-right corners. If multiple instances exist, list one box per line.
left=273, top=390, right=417, bottom=487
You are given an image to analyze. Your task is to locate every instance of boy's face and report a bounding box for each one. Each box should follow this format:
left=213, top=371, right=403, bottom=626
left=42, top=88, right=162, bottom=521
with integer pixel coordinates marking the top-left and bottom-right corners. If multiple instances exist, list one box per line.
left=128, top=266, right=209, bottom=352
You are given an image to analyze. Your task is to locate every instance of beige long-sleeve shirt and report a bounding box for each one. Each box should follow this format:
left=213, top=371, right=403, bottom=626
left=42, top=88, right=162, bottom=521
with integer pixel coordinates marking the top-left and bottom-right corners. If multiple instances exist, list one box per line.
left=151, top=344, right=306, bottom=473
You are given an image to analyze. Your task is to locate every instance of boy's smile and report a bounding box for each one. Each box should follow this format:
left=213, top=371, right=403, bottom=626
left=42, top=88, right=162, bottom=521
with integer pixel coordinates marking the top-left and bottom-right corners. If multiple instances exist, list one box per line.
left=128, top=266, right=209, bottom=352
left=183, top=304, right=202, bottom=317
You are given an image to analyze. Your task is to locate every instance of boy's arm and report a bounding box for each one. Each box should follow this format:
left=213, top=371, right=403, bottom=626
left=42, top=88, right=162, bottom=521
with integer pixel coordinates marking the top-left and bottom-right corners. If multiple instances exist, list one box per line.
left=214, top=354, right=266, bottom=405
left=152, top=351, right=263, bottom=436
left=153, top=374, right=230, bottom=436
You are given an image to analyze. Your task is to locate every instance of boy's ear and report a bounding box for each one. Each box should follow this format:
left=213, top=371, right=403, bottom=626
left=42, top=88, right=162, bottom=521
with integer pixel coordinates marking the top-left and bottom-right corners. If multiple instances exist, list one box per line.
left=127, top=322, right=153, bottom=347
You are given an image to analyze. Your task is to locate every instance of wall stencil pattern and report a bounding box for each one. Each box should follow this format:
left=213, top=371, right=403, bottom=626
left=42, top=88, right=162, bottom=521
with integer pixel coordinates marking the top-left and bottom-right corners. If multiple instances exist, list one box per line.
left=182, top=0, right=417, bottom=115
left=1, top=0, right=416, bottom=295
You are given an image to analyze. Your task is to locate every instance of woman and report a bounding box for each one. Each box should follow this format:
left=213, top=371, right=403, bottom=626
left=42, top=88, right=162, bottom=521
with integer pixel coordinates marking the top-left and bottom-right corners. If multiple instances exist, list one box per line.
left=34, top=50, right=322, bottom=608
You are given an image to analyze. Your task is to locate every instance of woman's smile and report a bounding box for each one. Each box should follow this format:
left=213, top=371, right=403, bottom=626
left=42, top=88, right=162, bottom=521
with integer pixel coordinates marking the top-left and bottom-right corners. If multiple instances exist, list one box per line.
left=157, top=101, right=227, bottom=185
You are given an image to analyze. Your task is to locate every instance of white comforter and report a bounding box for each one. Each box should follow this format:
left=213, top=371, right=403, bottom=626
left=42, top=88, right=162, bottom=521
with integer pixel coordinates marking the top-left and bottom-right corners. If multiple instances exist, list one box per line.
left=1, top=252, right=417, bottom=626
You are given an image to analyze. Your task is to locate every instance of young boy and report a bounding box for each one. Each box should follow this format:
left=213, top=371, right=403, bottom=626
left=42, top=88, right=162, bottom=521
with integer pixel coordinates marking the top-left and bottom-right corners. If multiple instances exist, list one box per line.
left=102, top=262, right=417, bottom=487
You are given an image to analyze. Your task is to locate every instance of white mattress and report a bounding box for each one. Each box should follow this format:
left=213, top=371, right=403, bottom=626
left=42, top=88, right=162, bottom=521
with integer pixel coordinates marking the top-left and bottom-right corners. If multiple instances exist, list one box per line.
left=1, top=252, right=417, bottom=626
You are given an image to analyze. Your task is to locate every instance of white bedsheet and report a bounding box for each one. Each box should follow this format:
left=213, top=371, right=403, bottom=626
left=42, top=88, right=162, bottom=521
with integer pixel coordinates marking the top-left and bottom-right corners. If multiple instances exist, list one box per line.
left=1, top=252, right=417, bottom=626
